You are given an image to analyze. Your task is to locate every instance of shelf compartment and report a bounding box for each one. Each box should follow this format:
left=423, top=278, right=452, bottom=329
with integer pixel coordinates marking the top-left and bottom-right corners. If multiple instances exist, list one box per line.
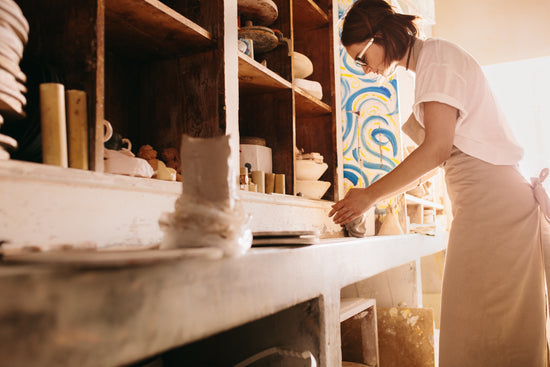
left=105, top=0, right=215, bottom=58
left=340, top=298, right=376, bottom=322
left=293, top=0, right=330, bottom=30
left=294, top=88, right=331, bottom=117
left=239, top=89, right=295, bottom=195
left=295, top=114, right=337, bottom=201
left=405, top=194, right=443, bottom=210
left=239, top=54, right=292, bottom=91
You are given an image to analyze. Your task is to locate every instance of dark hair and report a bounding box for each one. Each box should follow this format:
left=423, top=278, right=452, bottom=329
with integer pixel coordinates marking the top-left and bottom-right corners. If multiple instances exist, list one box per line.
left=341, top=0, right=418, bottom=64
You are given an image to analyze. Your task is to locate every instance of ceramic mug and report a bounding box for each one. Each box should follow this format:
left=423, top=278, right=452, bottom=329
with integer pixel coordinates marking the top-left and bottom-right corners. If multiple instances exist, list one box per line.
left=103, top=120, right=113, bottom=143
left=120, top=138, right=134, bottom=156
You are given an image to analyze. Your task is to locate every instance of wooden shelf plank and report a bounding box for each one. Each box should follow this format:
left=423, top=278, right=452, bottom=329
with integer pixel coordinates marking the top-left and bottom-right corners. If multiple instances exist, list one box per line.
left=405, top=194, right=443, bottom=210
left=106, top=0, right=214, bottom=57
left=340, top=297, right=376, bottom=322
left=293, top=0, right=330, bottom=30
left=239, top=54, right=292, bottom=91
left=294, top=87, right=331, bottom=117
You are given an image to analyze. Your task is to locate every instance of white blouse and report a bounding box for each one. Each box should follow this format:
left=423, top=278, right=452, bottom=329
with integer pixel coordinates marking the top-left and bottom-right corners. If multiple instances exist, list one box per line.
left=413, top=38, right=523, bottom=165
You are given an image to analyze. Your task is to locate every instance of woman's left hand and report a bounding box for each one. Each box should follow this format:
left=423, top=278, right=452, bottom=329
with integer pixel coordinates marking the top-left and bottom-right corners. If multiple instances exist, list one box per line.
left=329, top=187, right=377, bottom=225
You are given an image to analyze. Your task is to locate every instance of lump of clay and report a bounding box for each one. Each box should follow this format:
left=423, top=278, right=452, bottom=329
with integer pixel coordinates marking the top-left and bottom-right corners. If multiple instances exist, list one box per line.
left=161, top=147, right=181, bottom=172
left=161, top=147, right=182, bottom=181
left=137, top=144, right=175, bottom=181
left=159, top=135, right=252, bottom=257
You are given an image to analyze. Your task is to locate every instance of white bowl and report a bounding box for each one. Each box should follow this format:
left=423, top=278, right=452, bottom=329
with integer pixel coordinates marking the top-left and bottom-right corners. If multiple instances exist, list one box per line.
left=294, top=78, right=323, bottom=100
left=293, top=52, right=313, bottom=78
left=296, top=180, right=331, bottom=200
left=295, top=160, right=328, bottom=181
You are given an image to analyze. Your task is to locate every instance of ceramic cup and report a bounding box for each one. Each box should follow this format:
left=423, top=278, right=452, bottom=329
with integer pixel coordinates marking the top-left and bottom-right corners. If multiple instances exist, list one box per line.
left=103, top=120, right=113, bottom=142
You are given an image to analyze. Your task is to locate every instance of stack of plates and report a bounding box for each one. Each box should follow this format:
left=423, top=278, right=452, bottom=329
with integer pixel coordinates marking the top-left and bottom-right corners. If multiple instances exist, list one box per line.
left=0, top=0, right=28, bottom=119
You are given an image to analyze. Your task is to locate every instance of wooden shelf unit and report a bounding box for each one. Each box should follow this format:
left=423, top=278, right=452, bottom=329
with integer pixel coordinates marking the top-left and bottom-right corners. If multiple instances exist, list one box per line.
left=12, top=0, right=341, bottom=201
left=237, top=0, right=339, bottom=200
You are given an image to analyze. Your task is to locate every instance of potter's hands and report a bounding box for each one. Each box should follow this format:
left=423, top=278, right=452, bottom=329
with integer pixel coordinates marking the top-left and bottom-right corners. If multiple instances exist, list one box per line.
left=329, top=188, right=376, bottom=225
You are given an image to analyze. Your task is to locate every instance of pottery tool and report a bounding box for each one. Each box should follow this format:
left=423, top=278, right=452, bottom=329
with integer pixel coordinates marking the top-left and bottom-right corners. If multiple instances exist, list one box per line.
left=265, top=172, right=275, bottom=194
left=251, top=170, right=265, bottom=193
left=274, top=173, right=285, bottom=194
left=39, top=83, right=68, bottom=167
left=66, top=89, right=88, bottom=170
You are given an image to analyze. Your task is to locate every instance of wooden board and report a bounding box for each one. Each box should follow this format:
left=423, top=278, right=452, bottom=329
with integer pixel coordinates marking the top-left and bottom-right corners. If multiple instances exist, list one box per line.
left=252, top=230, right=320, bottom=246
left=339, top=298, right=376, bottom=322
left=252, top=237, right=319, bottom=246
left=294, top=87, right=331, bottom=117
left=292, top=0, right=329, bottom=30
left=253, top=230, right=319, bottom=238
left=377, top=307, right=435, bottom=367
left=239, top=54, right=291, bottom=91
left=105, top=0, right=214, bottom=58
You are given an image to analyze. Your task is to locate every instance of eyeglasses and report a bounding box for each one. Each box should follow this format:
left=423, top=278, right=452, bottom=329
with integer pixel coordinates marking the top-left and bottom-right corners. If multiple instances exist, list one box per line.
left=354, top=38, right=374, bottom=68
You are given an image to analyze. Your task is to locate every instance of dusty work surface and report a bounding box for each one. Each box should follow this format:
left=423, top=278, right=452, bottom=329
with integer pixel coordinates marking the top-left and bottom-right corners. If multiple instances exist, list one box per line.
left=0, top=234, right=446, bottom=366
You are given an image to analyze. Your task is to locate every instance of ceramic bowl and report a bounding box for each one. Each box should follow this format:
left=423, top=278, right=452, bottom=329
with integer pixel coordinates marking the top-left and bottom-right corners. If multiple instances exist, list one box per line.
left=293, top=52, right=313, bottom=78
left=294, top=78, right=323, bottom=100
left=295, top=160, right=328, bottom=181
left=296, top=179, right=331, bottom=200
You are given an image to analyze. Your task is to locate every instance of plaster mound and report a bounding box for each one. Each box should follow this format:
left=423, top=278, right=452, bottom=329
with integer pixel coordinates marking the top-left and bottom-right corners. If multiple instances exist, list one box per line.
left=160, top=135, right=252, bottom=257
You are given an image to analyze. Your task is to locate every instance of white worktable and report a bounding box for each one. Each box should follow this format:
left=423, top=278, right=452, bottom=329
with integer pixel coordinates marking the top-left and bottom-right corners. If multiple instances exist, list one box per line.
left=0, top=234, right=446, bottom=366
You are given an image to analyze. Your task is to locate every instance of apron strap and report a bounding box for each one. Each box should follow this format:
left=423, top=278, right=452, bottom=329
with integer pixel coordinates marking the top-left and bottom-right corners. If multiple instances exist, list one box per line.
left=531, top=168, right=550, bottom=223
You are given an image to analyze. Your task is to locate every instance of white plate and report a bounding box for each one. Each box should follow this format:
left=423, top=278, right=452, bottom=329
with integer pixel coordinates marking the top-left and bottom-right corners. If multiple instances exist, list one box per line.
left=0, top=28, right=24, bottom=62
left=0, top=90, right=25, bottom=116
left=0, top=68, right=26, bottom=92
left=0, top=1, right=29, bottom=42
left=1, top=247, right=224, bottom=268
left=0, top=53, right=25, bottom=82
left=0, top=84, right=26, bottom=106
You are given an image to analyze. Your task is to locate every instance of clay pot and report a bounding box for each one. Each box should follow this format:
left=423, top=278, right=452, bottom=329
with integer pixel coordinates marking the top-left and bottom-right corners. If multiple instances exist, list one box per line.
left=238, top=0, right=278, bottom=26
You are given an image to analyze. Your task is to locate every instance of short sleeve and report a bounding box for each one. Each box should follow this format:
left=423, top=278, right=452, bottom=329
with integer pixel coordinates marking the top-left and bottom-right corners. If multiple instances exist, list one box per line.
left=413, top=62, right=468, bottom=128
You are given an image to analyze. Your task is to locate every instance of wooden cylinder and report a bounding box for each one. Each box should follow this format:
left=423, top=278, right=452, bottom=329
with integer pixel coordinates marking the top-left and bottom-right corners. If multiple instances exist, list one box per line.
left=251, top=170, right=265, bottom=193
left=274, top=173, right=285, bottom=194
left=40, top=83, right=67, bottom=167
left=66, top=90, right=88, bottom=170
left=265, top=172, right=275, bottom=194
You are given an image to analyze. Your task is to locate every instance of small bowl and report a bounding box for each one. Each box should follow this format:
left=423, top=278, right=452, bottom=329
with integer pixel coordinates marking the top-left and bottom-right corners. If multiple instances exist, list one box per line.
left=293, top=52, right=313, bottom=78
left=294, top=78, right=323, bottom=100
left=296, top=180, right=331, bottom=200
left=295, top=160, right=328, bottom=181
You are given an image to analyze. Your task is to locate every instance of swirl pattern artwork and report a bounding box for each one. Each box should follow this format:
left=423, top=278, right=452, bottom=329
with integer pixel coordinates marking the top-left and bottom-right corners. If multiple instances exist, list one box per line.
left=338, top=0, right=403, bottom=194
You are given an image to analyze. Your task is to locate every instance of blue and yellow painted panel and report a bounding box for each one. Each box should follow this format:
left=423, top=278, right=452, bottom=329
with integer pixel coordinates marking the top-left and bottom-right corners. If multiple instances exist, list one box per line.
left=338, top=0, right=403, bottom=194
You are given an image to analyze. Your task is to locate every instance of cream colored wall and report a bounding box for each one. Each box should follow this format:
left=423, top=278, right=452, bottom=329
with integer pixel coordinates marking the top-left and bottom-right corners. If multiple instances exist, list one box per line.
left=432, top=0, right=550, bottom=65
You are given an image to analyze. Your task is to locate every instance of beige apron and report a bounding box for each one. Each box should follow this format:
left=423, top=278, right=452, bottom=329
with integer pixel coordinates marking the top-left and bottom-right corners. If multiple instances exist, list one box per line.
left=439, top=147, right=547, bottom=366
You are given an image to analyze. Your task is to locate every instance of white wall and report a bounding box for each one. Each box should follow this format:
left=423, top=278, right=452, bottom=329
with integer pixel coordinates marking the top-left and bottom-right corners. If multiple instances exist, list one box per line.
left=484, top=57, right=550, bottom=178
left=432, top=0, right=550, bottom=178
left=432, top=0, right=550, bottom=66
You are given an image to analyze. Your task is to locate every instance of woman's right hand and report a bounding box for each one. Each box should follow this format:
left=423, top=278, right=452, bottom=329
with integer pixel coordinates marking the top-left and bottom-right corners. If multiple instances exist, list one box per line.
left=329, top=187, right=377, bottom=225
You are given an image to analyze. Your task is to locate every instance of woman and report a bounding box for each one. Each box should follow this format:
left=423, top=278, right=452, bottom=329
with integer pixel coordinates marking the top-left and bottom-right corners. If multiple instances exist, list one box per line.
left=329, top=0, right=548, bottom=365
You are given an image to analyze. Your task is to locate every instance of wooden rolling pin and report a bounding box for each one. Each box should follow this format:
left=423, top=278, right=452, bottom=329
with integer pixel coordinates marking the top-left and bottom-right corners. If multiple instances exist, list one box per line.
left=66, top=90, right=88, bottom=170
left=40, top=83, right=67, bottom=167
